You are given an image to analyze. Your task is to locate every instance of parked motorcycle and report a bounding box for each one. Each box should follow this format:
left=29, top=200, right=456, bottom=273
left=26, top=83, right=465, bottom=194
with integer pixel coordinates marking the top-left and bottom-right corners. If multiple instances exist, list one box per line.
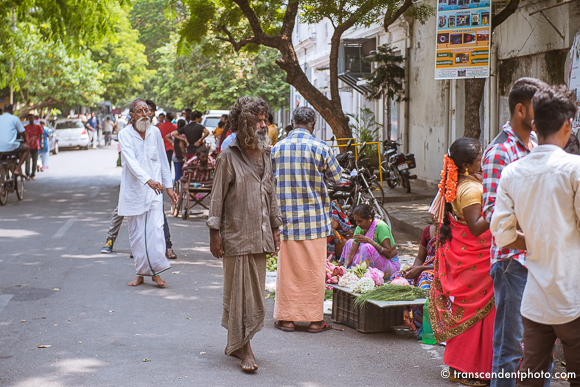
left=381, top=139, right=417, bottom=193
left=328, top=143, right=391, bottom=228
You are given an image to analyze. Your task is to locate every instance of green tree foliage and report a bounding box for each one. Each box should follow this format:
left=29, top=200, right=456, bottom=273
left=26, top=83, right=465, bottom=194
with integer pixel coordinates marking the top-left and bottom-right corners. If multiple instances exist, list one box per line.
left=92, top=5, right=153, bottom=106
left=0, top=0, right=126, bottom=88
left=151, top=35, right=289, bottom=111
left=129, top=0, right=177, bottom=68
left=365, top=44, right=405, bottom=101
left=13, top=30, right=104, bottom=108
left=172, top=0, right=433, bottom=139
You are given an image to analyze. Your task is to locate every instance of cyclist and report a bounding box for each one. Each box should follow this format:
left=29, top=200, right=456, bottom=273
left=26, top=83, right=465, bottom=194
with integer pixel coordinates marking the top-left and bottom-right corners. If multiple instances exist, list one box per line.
left=0, top=104, right=30, bottom=177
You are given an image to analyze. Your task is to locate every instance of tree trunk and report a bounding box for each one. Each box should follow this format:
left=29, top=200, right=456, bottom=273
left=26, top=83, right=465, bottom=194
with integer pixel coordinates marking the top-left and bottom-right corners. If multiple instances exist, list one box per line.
left=275, top=40, right=351, bottom=139
left=463, top=0, right=521, bottom=139
left=463, top=78, right=486, bottom=138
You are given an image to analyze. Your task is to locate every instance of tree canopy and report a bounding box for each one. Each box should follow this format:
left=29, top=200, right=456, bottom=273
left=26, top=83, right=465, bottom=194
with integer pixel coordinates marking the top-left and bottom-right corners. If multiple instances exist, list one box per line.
left=151, top=35, right=288, bottom=111
left=173, top=0, right=433, bottom=138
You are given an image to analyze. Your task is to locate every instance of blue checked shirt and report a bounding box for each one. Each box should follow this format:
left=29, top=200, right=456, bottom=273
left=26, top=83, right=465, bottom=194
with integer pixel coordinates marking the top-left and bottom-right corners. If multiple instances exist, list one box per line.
left=271, top=129, right=342, bottom=240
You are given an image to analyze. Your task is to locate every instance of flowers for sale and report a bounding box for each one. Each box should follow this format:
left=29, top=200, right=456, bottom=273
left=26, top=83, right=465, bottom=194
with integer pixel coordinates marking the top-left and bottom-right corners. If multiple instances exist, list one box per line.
left=364, top=267, right=385, bottom=286
left=338, top=272, right=359, bottom=288
left=390, top=276, right=412, bottom=286
left=351, top=277, right=375, bottom=294
left=326, top=261, right=346, bottom=284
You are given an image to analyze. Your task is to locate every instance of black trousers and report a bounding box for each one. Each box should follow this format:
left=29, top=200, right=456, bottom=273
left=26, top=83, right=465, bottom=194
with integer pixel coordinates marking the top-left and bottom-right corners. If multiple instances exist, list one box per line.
left=166, top=149, right=173, bottom=171
left=25, top=149, right=39, bottom=178
left=518, top=315, right=580, bottom=387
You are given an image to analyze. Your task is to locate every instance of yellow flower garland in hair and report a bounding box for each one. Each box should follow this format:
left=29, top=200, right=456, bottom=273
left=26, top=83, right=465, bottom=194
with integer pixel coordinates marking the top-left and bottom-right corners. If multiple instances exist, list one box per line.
left=438, top=154, right=458, bottom=203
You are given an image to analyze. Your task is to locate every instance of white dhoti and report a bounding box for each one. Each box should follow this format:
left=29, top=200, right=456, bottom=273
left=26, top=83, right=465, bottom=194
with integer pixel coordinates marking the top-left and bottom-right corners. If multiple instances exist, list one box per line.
left=127, top=209, right=171, bottom=276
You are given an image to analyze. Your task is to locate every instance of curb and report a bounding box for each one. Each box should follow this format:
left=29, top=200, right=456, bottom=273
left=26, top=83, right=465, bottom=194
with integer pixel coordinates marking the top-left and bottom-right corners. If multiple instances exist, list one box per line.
left=388, top=212, right=426, bottom=240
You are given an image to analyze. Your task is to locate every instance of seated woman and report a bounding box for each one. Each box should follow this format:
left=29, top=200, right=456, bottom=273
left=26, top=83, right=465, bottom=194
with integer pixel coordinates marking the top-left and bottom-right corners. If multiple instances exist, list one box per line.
left=401, top=217, right=437, bottom=290
left=340, top=204, right=400, bottom=278
left=327, top=202, right=352, bottom=262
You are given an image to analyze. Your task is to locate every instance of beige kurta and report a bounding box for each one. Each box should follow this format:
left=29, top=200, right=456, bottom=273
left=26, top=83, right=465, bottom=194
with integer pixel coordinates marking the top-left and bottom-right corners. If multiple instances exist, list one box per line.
left=273, top=238, right=327, bottom=322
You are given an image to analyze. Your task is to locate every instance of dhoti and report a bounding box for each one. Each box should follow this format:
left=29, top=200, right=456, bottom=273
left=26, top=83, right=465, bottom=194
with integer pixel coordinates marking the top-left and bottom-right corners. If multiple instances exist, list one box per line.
left=222, top=253, right=267, bottom=355
left=127, top=209, right=171, bottom=276
left=273, top=237, right=326, bottom=322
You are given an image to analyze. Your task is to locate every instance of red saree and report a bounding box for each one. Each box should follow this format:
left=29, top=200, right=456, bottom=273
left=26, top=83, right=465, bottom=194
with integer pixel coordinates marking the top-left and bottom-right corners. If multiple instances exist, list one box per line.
left=429, top=216, right=495, bottom=343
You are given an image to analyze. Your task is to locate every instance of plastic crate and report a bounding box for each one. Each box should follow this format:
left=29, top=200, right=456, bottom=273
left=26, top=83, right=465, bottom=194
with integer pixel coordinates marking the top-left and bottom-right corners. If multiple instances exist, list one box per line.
left=331, top=287, right=404, bottom=333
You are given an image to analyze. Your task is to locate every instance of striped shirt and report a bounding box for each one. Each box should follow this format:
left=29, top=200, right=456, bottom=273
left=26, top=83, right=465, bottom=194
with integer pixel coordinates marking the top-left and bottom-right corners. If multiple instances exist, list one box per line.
left=271, top=129, right=342, bottom=241
left=482, top=122, right=536, bottom=266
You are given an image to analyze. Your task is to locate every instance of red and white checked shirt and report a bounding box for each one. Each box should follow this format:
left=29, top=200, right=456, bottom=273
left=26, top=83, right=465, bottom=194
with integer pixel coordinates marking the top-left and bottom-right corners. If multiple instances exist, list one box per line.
left=482, top=122, right=537, bottom=266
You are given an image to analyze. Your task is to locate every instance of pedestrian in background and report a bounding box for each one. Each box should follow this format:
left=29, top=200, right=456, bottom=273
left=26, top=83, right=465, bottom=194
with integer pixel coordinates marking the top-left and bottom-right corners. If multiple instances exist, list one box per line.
left=173, top=110, right=209, bottom=160
left=103, top=117, right=114, bottom=146
left=86, top=112, right=100, bottom=149
left=271, top=106, right=341, bottom=333
left=172, top=119, right=188, bottom=182
left=208, top=96, right=281, bottom=373
left=159, top=112, right=177, bottom=170
left=482, top=77, right=548, bottom=387
left=24, top=113, right=43, bottom=180
left=267, top=113, right=278, bottom=146
left=39, top=120, right=50, bottom=171
left=491, top=85, right=580, bottom=387
left=118, top=98, right=177, bottom=287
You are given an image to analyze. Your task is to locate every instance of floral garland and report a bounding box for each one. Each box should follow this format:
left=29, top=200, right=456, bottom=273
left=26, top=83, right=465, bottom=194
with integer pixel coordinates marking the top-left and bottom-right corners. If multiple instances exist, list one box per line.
left=438, top=154, right=458, bottom=203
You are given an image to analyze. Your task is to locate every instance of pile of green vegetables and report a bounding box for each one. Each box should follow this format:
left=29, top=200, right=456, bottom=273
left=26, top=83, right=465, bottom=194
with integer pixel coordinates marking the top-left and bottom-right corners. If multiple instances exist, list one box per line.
left=353, top=285, right=428, bottom=308
left=266, top=254, right=278, bottom=272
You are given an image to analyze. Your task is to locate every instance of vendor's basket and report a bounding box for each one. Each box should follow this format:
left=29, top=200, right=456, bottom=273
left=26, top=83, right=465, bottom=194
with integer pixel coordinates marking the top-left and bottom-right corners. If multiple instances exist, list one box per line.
left=331, top=287, right=404, bottom=333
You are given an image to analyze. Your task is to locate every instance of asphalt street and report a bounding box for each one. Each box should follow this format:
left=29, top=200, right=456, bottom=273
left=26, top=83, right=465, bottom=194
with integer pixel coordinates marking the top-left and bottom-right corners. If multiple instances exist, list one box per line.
left=0, top=144, right=455, bottom=387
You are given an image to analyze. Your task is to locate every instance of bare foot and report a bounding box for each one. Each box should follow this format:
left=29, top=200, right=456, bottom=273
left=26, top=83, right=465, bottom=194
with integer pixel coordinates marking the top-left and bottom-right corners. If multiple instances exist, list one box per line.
left=128, top=276, right=144, bottom=286
left=152, top=275, right=166, bottom=287
left=241, top=341, right=257, bottom=373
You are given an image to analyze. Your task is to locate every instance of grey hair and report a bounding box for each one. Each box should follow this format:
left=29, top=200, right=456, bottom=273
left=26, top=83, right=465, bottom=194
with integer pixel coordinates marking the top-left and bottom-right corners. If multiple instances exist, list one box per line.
left=129, top=98, right=147, bottom=113
left=291, top=107, right=317, bottom=127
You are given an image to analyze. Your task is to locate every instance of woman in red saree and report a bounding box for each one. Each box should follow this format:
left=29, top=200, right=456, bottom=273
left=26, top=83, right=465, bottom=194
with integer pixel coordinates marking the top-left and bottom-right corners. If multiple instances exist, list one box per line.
left=429, top=137, right=496, bottom=387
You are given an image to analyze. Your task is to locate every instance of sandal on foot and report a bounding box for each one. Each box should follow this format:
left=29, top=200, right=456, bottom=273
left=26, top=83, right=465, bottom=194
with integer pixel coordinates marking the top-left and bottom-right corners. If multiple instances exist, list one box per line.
left=307, top=321, right=332, bottom=333
left=274, top=320, right=295, bottom=332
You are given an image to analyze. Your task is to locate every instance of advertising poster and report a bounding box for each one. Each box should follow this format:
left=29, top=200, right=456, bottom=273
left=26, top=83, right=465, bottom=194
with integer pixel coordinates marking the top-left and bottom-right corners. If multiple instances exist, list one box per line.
left=435, top=0, right=491, bottom=79
left=569, top=32, right=580, bottom=133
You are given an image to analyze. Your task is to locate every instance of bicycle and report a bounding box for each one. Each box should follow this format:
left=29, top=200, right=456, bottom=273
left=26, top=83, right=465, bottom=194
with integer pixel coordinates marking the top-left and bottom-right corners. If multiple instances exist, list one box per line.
left=0, top=151, right=25, bottom=205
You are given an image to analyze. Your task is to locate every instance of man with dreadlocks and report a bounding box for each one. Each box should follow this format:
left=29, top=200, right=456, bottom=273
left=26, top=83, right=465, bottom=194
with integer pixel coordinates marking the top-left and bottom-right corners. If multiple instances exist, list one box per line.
left=207, top=96, right=282, bottom=373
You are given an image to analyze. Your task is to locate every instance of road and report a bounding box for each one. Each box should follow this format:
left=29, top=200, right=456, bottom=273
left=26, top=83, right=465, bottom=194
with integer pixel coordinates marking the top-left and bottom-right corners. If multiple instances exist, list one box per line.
left=0, top=145, right=452, bottom=387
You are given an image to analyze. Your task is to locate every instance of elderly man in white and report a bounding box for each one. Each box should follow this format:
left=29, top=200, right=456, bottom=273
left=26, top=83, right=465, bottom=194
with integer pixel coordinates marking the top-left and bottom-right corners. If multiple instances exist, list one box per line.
left=118, top=98, right=178, bottom=287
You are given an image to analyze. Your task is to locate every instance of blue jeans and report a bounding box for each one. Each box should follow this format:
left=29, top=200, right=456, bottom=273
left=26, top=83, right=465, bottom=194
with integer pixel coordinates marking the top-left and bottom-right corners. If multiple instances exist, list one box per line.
left=490, top=258, right=527, bottom=387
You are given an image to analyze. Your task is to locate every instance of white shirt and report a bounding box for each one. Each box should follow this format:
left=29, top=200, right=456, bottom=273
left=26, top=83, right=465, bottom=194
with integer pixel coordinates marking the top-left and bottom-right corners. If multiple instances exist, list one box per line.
left=118, top=125, right=173, bottom=217
left=490, top=145, right=580, bottom=325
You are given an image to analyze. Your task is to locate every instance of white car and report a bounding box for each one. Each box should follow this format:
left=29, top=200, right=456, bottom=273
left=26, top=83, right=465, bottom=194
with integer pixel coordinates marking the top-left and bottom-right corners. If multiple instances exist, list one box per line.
left=54, top=119, right=91, bottom=150
left=201, top=110, right=229, bottom=132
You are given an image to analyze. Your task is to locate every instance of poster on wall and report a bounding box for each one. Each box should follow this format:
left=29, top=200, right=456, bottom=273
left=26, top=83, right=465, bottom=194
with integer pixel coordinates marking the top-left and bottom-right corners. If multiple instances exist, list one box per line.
left=434, top=0, right=491, bottom=79
left=569, top=32, right=580, bottom=133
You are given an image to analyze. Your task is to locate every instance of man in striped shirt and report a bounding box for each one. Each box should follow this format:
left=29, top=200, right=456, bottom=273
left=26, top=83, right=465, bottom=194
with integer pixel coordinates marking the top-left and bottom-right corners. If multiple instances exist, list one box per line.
left=272, top=107, right=341, bottom=333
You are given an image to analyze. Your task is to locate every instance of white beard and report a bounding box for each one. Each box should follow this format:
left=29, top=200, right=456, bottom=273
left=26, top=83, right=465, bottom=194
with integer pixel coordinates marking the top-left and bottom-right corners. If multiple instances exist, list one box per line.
left=254, top=128, right=270, bottom=152
left=135, top=117, right=151, bottom=133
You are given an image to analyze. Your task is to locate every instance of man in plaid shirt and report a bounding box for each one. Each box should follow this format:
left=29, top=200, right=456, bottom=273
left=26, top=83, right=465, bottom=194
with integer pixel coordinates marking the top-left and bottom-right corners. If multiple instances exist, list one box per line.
left=482, top=77, right=547, bottom=387
left=271, top=107, right=341, bottom=333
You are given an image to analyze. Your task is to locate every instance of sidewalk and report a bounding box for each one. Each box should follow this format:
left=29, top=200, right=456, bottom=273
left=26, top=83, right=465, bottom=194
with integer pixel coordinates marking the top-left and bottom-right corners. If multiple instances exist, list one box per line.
left=382, top=182, right=437, bottom=239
